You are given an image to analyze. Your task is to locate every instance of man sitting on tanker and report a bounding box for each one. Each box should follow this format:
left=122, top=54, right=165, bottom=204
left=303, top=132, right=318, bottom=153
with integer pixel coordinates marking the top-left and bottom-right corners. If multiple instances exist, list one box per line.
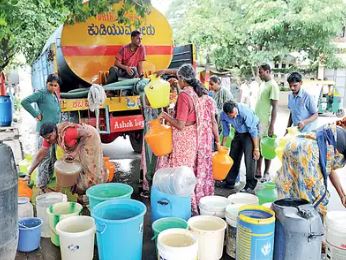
left=106, top=30, right=146, bottom=84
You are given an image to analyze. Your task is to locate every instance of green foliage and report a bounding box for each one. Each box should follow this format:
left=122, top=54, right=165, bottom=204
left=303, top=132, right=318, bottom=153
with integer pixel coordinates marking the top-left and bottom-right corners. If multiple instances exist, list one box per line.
left=0, top=0, right=150, bottom=71
left=168, top=0, right=346, bottom=77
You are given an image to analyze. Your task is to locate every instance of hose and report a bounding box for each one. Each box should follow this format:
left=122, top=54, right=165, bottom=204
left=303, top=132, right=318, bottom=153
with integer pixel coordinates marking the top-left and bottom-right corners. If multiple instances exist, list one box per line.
left=60, top=78, right=149, bottom=99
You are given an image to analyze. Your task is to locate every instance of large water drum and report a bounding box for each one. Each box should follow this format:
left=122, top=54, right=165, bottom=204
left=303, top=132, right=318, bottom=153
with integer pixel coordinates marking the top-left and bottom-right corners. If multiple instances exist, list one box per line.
left=272, top=199, right=324, bottom=260
left=237, top=205, right=275, bottom=260
left=0, top=95, right=12, bottom=127
left=0, top=142, right=18, bottom=259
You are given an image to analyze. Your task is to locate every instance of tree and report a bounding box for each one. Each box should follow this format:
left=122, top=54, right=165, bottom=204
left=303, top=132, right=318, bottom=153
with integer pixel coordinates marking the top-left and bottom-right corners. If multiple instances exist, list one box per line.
left=167, top=0, right=346, bottom=77
left=0, top=0, right=150, bottom=72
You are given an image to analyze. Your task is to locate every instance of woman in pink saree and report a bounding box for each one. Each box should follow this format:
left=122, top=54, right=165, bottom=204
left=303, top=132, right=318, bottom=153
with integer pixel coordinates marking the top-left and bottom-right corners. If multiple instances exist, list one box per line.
left=157, top=64, right=220, bottom=214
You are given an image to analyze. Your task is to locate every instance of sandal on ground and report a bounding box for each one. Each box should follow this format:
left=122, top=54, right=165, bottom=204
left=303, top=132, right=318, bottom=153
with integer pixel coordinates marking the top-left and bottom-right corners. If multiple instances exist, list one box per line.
left=261, top=172, right=271, bottom=183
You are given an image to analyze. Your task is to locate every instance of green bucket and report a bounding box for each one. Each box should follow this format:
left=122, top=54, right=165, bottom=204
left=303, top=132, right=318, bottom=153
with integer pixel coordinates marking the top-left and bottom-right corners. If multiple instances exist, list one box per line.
left=260, top=135, right=277, bottom=160
left=152, top=217, right=188, bottom=245
left=220, top=126, right=235, bottom=149
left=86, top=183, right=134, bottom=210
left=46, top=202, right=83, bottom=246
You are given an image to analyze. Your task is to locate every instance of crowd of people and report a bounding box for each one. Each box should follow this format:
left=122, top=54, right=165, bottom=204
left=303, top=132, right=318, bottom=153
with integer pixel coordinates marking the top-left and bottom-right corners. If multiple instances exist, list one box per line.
left=21, top=30, right=346, bottom=217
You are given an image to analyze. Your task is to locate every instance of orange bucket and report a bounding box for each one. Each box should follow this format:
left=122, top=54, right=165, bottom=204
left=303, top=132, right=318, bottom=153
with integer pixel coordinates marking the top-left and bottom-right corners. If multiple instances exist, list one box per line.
left=212, top=147, right=233, bottom=181
left=18, top=179, right=33, bottom=198
left=144, top=119, right=172, bottom=156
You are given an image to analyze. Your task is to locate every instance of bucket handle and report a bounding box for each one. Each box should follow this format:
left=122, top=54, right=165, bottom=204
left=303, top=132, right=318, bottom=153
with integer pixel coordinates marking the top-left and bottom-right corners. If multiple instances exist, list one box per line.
left=96, top=222, right=107, bottom=235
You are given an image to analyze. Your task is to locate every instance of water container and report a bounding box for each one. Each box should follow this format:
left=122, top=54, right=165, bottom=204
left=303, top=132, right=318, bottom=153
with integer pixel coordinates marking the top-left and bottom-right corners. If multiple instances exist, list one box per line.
left=91, top=199, right=147, bottom=260
left=152, top=166, right=196, bottom=196
left=0, top=95, right=12, bottom=126
left=0, top=142, right=18, bottom=260
left=144, top=119, right=173, bottom=156
left=54, top=159, right=82, bottom=188
left=157, top=228, right=198, bottom=260
left=151, top=187, right=191, bottom=222
left=276, top=127, right=299, bottom=161
left=326, top=211, right=346, bottom=260
left=56, top=216, right=96, bottom=260
left=212, top=146, right=234, bottom=181
left=18, top=178, right=33, bottom=198
left=18, top=197, right=33, bottom=219
left=260, top=135, right=277, bottom=160
left=17, top=217, right=42, bottom=252
left=36, top=192, right=68, bottom=238
left=144, top=75, right=170, bottom=108
left=256, top=182, right=278, bottom=205
left=86, top=182, right=134, bottom=210
left=199, top=195, right=230, bottom=218
left=228, top=192, right=259, bottom=205
left=272, top=199, right=324, bottom=260
left=188, top=215, right=227, bottom=260
left=225, top=203, right=244, bottom=258
left=237, top=205, right=275, bottom=260
left=47, top=202, right=83, bottom=246
left=220, top=126, right=235, bottom=149
left=152, top=217, right=188, bottom=245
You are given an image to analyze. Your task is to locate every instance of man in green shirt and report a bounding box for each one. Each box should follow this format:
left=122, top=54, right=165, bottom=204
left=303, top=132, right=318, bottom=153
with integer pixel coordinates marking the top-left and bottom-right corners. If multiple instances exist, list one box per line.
left=21, top=74, right=61, bottom=191
left=255, top=64, right=280, bottom=181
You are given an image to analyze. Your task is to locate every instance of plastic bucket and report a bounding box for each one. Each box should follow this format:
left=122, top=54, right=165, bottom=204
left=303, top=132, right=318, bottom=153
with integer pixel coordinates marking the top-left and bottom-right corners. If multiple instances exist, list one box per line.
left=260, top=135, right=277, bottom=160
left=228, top=192, right=259, bottom=205
left=237, top=205, right=275, bottom=260
left=151, top=187, right=191, bottom=222
left=326, top=242, right=346, bottom=260
left=326, top=211, right=346, bottom=259
left=56, top=216, right=96, bottom=260
left=157, top=228, right=198, bottom=260
left=152, top=217, right=188, bottom=245
left=36, top=192, right=67, bottom=238
left=188, top=215, right=227, bottom=260
left=225, top=203, right=244, bottom=258
left=18, top=217, right=42, bottom=252
left=86, top=183, right=134, bottom=210
left=47, top=202, right=83, bottom=246
left=92, top=199, right=147, bottom=260
left=199, top=195, right=230, bottom=218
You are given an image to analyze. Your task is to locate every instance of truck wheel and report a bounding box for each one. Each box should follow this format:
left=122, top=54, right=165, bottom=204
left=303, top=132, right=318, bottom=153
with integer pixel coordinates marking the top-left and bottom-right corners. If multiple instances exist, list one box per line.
left=129, top=131, right=143, bottom=154
left=336, top=109, right=345, bottom=118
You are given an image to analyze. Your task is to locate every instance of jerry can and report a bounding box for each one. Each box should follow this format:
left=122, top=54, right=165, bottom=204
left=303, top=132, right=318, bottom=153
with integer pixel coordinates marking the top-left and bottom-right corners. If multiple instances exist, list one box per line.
left=144, top=75, right=170, bottom=108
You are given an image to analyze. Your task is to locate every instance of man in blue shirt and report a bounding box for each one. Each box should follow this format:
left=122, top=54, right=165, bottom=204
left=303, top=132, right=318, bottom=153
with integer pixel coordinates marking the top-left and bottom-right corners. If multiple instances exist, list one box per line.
left=287, top=72, right=318, bottom=132
left=220, top=100, right=260, bottom=192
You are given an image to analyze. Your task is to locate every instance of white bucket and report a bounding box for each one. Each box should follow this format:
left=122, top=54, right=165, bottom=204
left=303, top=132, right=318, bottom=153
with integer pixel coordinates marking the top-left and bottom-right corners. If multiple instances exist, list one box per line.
left=188, top=215, right=227, bottom=260
left=199, top=195, right=230, bottom=218
left=225, top=203, right=244, bottom=258
left=327, top=242, right=346, bottom=260
left=157, top=228, right=198, bottom=260
left=326, top=211, right=346, bottom=259
left=35, top=192, right=67, bottom=237
left=56, top=216, right=96, bottom=260
left=227, top=193, right=259, bottom=205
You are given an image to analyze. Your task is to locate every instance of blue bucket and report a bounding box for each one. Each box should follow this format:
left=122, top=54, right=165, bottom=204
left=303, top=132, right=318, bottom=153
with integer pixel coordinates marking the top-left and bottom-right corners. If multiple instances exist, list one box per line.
left=0, top=95, right=12, bottom=127
left=86, top=183, right=134, bottom=210
left=92, top=199, right=147, bottom=260
left=237, top=205, right=275, bottom=260
left=151, top=187, right=191, bottom=222
left=18, top=217, right=42, bottom=252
